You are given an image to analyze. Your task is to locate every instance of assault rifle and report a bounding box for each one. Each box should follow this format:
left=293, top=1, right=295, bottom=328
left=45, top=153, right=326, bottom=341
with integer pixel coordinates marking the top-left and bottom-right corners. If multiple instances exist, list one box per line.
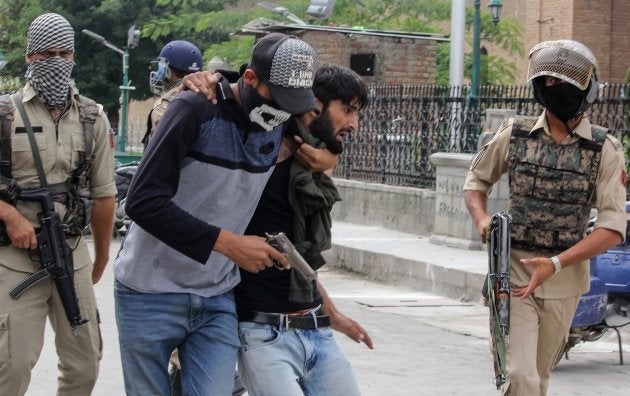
left=487, top=212, right=511, bottom=389
left=266, top=232, right=317, bottom=281
left=9, top=188, right=88, bottom=331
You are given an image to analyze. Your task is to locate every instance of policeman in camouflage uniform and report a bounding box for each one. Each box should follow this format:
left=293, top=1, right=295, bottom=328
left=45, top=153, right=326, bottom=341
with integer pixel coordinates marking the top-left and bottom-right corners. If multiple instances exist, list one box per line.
left=0, top=13, right=116, bottom=396
left=143, top=40, right=202, bottom=149
left=464, top=40, right=626, bottom=395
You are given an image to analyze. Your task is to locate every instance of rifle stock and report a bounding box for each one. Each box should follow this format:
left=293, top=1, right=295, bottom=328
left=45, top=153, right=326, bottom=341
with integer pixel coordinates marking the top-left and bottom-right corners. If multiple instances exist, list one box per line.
left=487, top=212, right=511, bottom=389
left=9, top=188, right=88, bottom=331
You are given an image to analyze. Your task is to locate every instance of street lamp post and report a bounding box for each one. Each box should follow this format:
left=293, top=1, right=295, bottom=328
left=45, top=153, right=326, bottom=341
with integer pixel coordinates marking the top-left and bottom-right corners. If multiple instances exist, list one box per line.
left=257, top=2, right=307, bottom=25
left=488, top=0, right=503, bottom=24
left=471, top=0, right=503, bottom=97
left=120, top=50, right=133, bottom=153
left=257, top=1, right=336, bottom=24
left=82, top=29, right=136, bottom=153
left=471, top=0, right=481, bottom=98
left=467, top=0, right=502, bottom=152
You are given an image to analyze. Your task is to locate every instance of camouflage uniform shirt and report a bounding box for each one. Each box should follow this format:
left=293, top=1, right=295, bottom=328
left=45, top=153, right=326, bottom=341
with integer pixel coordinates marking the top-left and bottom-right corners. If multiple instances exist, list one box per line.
left=464, top=111, right=626, bottom=299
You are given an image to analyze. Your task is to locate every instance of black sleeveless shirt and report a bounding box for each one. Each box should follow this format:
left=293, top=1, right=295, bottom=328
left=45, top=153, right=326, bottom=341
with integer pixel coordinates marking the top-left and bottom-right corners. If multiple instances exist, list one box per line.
left=236, top=156, right=322, bottom=313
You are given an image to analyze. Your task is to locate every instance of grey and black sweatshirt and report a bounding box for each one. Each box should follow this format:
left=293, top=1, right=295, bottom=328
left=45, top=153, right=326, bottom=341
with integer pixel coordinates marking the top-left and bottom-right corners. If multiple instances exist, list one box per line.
left=114, top=90, right=283, bottom=297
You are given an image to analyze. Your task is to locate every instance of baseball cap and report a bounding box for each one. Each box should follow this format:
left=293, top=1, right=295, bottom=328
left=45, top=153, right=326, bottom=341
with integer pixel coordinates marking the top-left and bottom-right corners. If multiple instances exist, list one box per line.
left=249, top=33, right=319, bottom=115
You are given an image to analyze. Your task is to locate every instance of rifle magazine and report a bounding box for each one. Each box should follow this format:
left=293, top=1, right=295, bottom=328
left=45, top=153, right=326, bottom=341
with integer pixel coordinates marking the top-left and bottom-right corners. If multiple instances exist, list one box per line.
left=9, top=268, right=51, bottom=299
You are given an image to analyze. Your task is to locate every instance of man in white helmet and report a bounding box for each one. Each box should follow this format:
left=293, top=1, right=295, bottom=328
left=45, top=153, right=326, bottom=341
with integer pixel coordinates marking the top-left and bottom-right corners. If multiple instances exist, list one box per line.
left=464, top=40, right=626, bottom=395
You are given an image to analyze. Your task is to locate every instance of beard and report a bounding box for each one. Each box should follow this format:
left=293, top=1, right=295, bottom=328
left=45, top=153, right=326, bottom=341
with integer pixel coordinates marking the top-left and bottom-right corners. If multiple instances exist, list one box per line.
left=309, top=110, right=344, bottom=154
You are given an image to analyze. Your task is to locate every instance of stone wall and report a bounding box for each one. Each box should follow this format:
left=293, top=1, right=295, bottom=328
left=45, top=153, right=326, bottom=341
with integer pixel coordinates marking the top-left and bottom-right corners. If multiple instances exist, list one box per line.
left=428, top=153, right=508, bottom=250
left=332, top=150, right=509, bottom=251
left=331, top=179, right=436, bottom=236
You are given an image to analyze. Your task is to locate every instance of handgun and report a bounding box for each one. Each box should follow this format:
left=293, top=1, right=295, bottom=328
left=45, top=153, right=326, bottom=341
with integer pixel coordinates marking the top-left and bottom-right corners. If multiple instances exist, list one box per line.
left=265, top=232, right=317, bottom=282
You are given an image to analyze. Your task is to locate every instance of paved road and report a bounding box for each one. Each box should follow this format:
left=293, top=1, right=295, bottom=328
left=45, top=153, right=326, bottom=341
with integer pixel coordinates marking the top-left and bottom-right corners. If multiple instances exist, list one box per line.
left=26, top=237, right=630, bottom=395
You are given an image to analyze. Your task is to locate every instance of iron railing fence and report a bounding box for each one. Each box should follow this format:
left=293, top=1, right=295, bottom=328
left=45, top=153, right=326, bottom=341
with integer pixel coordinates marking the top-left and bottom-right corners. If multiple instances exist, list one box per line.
left=334, top=83, right=630, bottom=191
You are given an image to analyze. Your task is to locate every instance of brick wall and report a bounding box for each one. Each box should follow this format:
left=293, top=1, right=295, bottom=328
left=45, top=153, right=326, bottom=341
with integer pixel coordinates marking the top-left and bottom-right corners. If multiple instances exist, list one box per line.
left=572, top=0, right=612, bottom=81
left=296, top=31, right=438, bottom=85
left=609, top=0, right=630, bottom=82
left=492, top=0, right=629, bottom=84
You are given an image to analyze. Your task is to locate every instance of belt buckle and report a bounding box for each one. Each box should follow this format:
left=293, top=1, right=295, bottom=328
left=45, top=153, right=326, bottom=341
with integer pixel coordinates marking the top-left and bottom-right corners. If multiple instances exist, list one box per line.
left=284, top=314, right=291, bottom=329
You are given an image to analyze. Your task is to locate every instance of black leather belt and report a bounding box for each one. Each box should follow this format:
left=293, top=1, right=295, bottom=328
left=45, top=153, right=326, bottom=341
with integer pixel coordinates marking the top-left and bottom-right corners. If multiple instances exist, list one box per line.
left=239, top=310, right=331, bottom=329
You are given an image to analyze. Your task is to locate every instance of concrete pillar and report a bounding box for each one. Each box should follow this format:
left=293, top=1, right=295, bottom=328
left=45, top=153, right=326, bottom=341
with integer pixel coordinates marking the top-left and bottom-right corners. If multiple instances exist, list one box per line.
left=429, top=153, right=508, bottom=250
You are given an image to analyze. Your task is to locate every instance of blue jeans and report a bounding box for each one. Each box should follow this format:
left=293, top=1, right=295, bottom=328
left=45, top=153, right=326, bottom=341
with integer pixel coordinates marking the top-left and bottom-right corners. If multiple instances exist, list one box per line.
left=237, top=321, right=361, bottom=396
left=114, top=280, right=239, bottom=396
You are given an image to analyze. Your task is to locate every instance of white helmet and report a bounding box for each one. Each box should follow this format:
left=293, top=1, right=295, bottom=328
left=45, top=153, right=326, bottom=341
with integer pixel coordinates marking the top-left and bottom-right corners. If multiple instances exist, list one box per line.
left=527, top=40, right=599, bottom=111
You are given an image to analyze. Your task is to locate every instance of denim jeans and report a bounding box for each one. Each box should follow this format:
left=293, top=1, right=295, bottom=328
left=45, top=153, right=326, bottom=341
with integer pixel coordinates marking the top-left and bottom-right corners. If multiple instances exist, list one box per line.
left=114, top=280, right=239, bottom=396
left=237, top=321, right=361, bottom=396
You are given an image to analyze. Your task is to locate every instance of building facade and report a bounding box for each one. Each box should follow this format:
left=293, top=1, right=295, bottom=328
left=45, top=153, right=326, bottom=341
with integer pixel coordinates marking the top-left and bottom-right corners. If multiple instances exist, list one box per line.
left=237, top=20, right=448, bottom=85
left=485, top=0, right=630, bottom=84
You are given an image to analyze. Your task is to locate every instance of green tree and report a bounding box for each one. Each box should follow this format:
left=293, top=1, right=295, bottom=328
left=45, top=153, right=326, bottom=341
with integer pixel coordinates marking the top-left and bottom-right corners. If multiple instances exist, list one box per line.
left=0, top=0, right=158, bottom=119
left=0, top=0, right=524, bottom=118
left=143, top=0, right=455, bottom=70
left=435, top=11, right=524, bottom=85
left=330, top=0, right=450, bottom=32
left=0, top=0, right=236, bottom=121
left=145, top=0, right=522, bottom=85
left=142, top=1, right=265, bottom=71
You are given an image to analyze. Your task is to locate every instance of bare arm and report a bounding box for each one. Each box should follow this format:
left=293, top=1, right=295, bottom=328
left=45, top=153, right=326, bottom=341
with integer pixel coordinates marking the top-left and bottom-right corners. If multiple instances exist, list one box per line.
left=89, top=196, right=115, bottom=284
left=317, top=279, right=373, bottom=349
left=464, top=189, right=490, bottom=243
left=515, top=227, right=623, bottom=299
left=0, top=200, right=37, bottom=250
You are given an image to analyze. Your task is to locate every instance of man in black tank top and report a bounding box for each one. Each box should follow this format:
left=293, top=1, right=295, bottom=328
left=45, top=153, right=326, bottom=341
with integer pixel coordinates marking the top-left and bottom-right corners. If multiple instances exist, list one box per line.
left=235, top=65, right=372, bottom=396
left=180, top=64, right=373, bottom=396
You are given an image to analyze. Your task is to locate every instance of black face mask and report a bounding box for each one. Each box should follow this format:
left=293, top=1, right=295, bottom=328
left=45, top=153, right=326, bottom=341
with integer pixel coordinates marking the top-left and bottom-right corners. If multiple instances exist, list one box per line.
left=309, top=108, right=344, bottom=154
left=237, top=79, right=290, bottom=131
left=540, top=83, right=586, bottom=122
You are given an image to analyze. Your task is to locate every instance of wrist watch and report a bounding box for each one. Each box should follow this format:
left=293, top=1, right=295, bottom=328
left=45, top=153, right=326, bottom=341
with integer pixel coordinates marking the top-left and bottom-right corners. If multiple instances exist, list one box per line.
left=551, top=256, right=562, bottom=274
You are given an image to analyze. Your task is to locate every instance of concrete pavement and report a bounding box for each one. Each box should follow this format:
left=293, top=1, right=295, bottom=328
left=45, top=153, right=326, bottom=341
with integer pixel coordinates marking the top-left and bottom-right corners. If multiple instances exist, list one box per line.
left=325, top=221, right=630, bottom=395
left=25, top=225, right=630, bottom=395
left=325, top=222, right=488, bottom=303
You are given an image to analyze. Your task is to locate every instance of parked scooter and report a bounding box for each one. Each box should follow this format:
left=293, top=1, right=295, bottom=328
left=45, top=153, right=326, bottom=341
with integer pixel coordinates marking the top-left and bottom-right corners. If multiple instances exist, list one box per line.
left=559, top=202, right=630, bottom=364
left=114, top=161, right=139, bottom=234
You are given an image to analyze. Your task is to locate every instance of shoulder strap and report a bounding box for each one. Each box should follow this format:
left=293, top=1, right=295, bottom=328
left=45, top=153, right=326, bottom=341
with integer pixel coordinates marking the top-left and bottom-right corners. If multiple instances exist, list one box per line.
left=11, top=93, right=48, bottom=187
left=576, top=124, right=608, bottom=153
left=511, top=115, right=538, bottom=138
left=142, top=108, right=155, bottom=148
left=77, top=94, right=99, bottom=159
left=0, top=94, right=13, bottom=179
left=590, top=124, right=609, bottom=143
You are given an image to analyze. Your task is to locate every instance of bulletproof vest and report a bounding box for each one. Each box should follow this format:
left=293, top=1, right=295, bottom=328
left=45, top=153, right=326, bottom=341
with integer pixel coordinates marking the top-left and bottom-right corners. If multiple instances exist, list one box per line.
left=0, top=93, right=99, bottom=242
left=507, top=115, right=607, bottom=253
